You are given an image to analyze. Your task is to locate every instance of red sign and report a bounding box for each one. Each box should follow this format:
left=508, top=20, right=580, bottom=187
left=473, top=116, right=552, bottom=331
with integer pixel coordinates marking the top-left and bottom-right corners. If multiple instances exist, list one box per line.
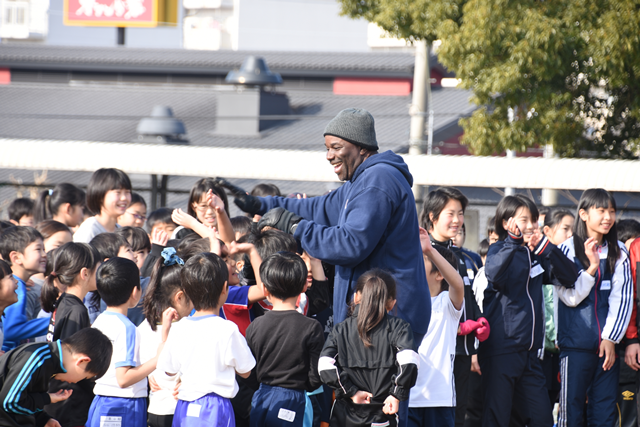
left=64, top=0, right=158, bottom=27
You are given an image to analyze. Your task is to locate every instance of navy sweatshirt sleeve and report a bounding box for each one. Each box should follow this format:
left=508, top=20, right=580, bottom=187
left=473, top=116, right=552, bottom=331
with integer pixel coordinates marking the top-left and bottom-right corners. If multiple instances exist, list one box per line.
left=293, top=186, right=395, bottom=267
left=485, top=235, right=524, bottom=292
left=533, top=235, right=578, bottom=288
left=259, top=189, right=345, bottom=228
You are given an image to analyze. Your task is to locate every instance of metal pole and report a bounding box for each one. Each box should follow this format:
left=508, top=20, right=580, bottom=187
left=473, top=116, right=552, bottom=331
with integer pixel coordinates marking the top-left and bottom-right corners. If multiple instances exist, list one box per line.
left=427, top=110, right=434, bottom=156
left=504, top=149, right=515, bottom=196
left=160, top=175, right=169, bottom=207
left=541, top=144, right=558, bottom=206
left=151, top=174, right=158, bottom=210
left=117, top=27, right=125, bottom=46
left=409, top=40, right=432, bottom=208
left=505, top=107, right=516, bottom=196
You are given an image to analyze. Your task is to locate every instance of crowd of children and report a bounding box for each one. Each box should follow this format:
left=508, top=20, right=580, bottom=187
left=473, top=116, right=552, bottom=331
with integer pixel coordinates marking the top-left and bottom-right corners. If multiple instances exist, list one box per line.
left=0, top=167, right=639, bottom=427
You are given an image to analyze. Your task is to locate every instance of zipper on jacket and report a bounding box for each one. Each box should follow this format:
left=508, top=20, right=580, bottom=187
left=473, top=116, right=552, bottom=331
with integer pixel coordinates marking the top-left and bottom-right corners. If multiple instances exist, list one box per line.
left=526, top=249, right=535, bottom=351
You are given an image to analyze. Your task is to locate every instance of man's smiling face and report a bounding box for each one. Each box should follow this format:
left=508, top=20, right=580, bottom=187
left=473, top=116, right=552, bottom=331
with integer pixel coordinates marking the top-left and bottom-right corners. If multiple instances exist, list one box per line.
left=324, top=135, right=365, bottom=181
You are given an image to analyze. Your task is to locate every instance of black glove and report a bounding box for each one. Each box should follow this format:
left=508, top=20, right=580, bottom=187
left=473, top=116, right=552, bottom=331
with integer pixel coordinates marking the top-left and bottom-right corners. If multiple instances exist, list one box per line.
left=214, top=177, right=262, bottom=216
left=213, top=177, right=247, bottom=197
left=257, top=208, right=302, bottom=234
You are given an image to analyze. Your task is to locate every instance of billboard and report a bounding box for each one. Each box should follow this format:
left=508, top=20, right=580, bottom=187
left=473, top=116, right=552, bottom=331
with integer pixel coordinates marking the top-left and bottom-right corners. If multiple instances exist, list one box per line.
left=63, top=0, right=177, bottom=27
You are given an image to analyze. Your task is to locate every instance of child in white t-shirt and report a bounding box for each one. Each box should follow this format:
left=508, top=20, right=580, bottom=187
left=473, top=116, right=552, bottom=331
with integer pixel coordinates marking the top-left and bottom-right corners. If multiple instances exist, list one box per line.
left=87, top=258, right=176, bottom=427
left=409, top=228, right=489, bottom=427
left=157, top=252, right=255, bottom=427
left=138, top=248, right=194, bottom=427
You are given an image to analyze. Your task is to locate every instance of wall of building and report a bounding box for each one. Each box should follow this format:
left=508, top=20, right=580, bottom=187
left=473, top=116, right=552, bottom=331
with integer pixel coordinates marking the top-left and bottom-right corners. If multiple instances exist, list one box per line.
left=235, top=0, right=368, bottom=52
left=45, top=0, right=184, bottom=47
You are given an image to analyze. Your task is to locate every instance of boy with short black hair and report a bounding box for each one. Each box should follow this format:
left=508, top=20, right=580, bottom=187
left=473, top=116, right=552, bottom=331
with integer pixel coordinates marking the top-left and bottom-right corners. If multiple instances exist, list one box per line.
left=0, top=226, right=49, bottom=351
left=87, top=233, right=139, bottom=323
left=8, top=198, right=35, bottom=227
left=87, top=257, right=173, bottom=427
left=617, top=219, right=640, bottom=250
left=245, top=252, right=324, bottom=427
left=146, top=207, right=177, bottom=238
left=0, top=327, right=112, bottom=427
left=89, top=233, right=137, bottom=263
left=157, top=252, right=255, bottom=427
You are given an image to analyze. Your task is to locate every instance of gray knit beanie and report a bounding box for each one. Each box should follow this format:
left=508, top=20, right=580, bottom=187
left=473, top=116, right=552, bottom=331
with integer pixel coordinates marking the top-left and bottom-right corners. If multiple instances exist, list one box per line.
left=323, top=108, right=378, bottom=151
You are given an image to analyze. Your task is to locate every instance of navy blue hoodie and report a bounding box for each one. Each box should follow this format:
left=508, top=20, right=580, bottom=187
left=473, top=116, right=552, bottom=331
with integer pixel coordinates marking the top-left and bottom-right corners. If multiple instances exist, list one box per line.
left=259, top=151, right=431, bottom=335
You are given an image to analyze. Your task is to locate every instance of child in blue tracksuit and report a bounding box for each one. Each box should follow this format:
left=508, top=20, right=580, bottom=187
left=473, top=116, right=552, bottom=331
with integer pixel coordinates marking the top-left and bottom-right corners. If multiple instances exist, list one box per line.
left=555, top=189, right=633, bottom=427
left=480, top=195, right=578, bottom=427
left=0, top=226, right=50, bottom=351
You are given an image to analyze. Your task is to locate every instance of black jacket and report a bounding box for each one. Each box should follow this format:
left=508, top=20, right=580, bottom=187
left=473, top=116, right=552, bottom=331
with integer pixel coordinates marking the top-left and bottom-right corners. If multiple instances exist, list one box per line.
left=319, top=307, right=418, bottom=404
left=430, top=235, right=483, bottom=356
left=45, top=294, right=95, bottom=427
left=480, top=234, right=578, bottom=357
left=0, top=341, right=66, bottom=427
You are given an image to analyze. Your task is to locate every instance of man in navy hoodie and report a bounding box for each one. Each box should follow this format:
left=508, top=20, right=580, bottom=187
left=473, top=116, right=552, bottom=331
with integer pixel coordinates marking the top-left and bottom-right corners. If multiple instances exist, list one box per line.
left=224, top=108, right=431, bottom=343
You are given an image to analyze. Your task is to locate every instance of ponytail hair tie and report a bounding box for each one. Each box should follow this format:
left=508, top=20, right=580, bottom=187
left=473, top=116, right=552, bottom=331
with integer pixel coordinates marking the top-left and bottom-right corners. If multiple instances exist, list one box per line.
left=50, top=272, right=58, bottom=278
left=48, top=189, right=53, bottom=196
left=161, top=247, right=184, bottom=267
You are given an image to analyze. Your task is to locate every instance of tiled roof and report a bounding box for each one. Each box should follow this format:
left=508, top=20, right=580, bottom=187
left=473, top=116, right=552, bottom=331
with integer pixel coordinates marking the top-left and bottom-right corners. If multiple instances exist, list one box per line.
left=0, top=43, right=421, bottom=78
left=0, top=82, right=475, bottom=153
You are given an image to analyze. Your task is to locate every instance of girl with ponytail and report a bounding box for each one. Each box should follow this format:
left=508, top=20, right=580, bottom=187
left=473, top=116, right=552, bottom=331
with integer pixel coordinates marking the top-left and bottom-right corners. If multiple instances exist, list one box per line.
left=319, top=269, right=419, bottom=427
left=555, top=189, right=633, bottom=427
left=34, top=183, right=86, bottom=227
left=41, top=241, right=101, bottom=427
left=138, top=247, right=193, bottom=427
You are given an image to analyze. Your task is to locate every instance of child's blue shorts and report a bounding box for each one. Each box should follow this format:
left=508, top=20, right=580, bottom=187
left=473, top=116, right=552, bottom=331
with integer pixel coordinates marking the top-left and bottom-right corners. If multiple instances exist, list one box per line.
left=251, top=383, right=306, bottom=427
left=86, top=395, right=147, bottom=427
left=173, top=392, right=234, bottom=427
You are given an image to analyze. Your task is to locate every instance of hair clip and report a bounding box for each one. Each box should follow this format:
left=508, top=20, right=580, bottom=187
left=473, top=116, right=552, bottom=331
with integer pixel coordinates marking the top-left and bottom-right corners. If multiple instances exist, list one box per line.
left=48, top=189, right=53, bottom=196
left=161, top=247, right=184, bottom=267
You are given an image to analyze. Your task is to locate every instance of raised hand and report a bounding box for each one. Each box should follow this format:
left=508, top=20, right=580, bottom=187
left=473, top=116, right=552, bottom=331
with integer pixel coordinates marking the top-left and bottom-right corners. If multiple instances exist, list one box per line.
left=160, top=307, right=179, bottom=343
left=584, top=237, right=600, bottom=268
left=419, top=227, right=433, bottom=255
left=151, top=228, right=169, bottom=246
left=257, top=208, right=302, bottom=234
left=505, top=217, right=521, bottom=237
left=528, top=227, right=542, bottom=251
left=227, top=240, right=255, bottom=256
left=171, top=208, right=199, bottom=229
left=206, top=190, right=226, bottom=215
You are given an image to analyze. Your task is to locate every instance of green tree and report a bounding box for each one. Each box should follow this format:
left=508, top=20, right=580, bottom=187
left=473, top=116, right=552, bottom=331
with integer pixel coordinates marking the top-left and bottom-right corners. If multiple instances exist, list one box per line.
left=340, top=0, right=640, bottom=158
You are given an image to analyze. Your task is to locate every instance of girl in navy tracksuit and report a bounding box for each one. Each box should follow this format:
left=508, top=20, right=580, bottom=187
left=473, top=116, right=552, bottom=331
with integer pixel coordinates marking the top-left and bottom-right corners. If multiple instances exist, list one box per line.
left=555, top=189, right=633, bottom=427
left=480, top=195, right=578, bottom=427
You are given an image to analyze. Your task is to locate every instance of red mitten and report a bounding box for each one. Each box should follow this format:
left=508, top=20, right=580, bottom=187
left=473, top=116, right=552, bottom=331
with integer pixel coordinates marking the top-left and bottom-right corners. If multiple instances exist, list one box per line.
left=458, top=319, right=482, bottom=336
left=475, top=317, right=491, bottom=342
